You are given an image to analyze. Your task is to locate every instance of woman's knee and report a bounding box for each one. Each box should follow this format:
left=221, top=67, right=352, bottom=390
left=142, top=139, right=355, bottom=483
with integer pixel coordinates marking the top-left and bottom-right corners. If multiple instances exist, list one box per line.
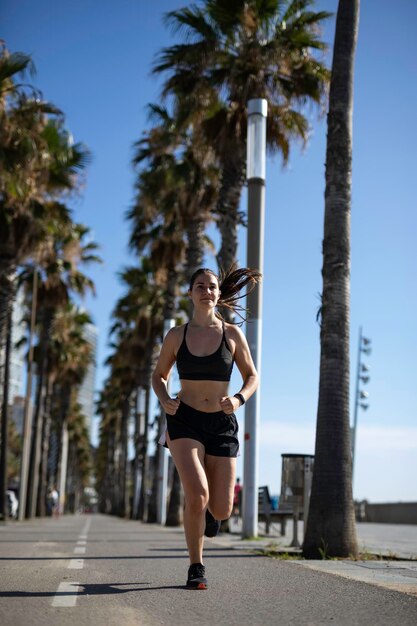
left=209, top=499, right=233, bottom=521
left=185, top=490, right=209, bottom=515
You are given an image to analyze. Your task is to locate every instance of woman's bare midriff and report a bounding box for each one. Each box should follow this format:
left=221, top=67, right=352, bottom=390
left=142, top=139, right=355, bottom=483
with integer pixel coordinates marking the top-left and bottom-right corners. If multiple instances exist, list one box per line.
left=178, top=379, right=230, bottom=412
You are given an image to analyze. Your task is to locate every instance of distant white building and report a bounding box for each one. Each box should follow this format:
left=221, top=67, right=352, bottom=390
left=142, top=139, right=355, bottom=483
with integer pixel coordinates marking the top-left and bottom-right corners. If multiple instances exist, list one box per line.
left=77, top=323, right=98, bottom=440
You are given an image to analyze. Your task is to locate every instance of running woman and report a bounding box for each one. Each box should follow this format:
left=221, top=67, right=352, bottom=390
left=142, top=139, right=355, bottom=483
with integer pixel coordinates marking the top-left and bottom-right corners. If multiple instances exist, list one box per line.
left=152, top=266, right=260, bottom=589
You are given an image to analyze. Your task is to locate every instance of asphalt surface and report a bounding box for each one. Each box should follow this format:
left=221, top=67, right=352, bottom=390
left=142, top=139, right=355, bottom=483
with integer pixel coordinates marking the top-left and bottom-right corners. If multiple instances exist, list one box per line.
left=1, top=514, right=416, bottom=626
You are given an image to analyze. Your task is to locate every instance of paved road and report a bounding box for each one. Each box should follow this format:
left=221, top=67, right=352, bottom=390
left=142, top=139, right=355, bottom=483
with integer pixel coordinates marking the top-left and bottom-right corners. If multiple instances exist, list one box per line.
left=1, top=515, right=416, bottom=626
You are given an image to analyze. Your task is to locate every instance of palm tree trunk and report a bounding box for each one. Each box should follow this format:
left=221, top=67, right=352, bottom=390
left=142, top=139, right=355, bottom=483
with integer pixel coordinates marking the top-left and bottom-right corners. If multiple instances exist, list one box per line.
left=106, top=426, right=117, bottom=515
left=166, top=465, right=183, bottom=526
left=215, top=152, right=246, bottom=322
left=66, top=440, right=76, bottom=512
left=146, top=430, right=161, bottom=524
left=0, top=261, right=16, bottom=369
left=26, top=308, right=53, bottom=517
left=303, top=0, right=360, bottom=559
left=138, top=385, right=151, bottom=521
left=36, top=376, right=53, bottom=516
left=54, top=385, right=71, bottom=495
left=150, top=267, right=177, bottom=523
left=118, top=395, right=130, bottom=518
left=165, top=269, right=177, bottom=320
left=18, top=269, right=38, bottom=521
left=215, top=151, right=246, bottom=274
left=131, top=388, right=143, bottom=519
left=0, top=268, right=14, bottom=520
left=185, top=219, right=205, bottom=278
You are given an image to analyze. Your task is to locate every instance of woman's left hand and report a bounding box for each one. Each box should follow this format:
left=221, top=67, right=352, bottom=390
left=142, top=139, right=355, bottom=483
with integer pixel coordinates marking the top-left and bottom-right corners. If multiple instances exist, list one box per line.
left=220, top=396, right=241, bottom=414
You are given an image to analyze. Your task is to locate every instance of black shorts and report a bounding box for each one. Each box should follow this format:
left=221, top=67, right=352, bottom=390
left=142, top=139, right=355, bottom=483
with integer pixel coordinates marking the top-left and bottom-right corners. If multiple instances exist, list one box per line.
left=165, top=400, right=239, bottom=458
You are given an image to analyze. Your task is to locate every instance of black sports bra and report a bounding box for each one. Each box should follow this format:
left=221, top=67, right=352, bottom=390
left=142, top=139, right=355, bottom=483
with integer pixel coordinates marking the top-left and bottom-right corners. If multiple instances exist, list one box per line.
left=176, top=321, right=234, bottom=382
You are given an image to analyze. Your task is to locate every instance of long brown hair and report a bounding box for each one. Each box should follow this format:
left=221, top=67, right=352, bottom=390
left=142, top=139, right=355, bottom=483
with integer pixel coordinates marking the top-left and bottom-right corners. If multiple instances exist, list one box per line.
left=189, top=264, right=262, bottom=323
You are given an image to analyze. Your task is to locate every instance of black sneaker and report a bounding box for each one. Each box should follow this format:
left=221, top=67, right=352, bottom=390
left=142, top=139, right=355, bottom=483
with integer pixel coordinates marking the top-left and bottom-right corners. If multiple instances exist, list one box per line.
left=204, top=509, right=221, bottom=538
left=186, top=563, right=208, bottom=589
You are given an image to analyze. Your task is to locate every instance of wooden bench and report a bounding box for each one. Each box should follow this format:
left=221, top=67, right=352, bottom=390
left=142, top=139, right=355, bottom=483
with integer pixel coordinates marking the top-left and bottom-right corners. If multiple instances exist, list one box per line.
left=258, top=485, right=295, bottom=536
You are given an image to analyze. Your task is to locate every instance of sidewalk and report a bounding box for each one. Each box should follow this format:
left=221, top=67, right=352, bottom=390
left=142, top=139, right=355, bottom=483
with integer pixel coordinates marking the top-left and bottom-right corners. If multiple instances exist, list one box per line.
left=211, top=518, right=417, bottom=598
left=224, top=518, right=417, bottom=559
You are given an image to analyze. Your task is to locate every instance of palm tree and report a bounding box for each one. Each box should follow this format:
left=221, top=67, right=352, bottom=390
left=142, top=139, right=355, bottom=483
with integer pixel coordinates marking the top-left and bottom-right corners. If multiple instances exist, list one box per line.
left=25, top=219, right=100, bottom=517
left=302, top=0, right=360, bottom=559
left=0, top=45, right=89, bottom=519
left=45, top=303, right=93, bottom=514
left=103, top=262, right=164, bottom=519
left=0, top=49, right=90, bottom=344
left=129, top=116, right=218, bottom=525
left=131, top=104, right=218, bottom=280
left=66, top=401, right=92, bottom=513
left=103, top=350, right=136, bottom=518
left=154, top=0, right=331, bottom=283
left=95, top=386, right=120, bottom=515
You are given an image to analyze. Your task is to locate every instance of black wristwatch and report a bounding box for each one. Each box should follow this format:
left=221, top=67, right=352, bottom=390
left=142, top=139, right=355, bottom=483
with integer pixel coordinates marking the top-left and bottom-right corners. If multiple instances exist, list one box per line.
left=234, top=393, right=245, bottom=406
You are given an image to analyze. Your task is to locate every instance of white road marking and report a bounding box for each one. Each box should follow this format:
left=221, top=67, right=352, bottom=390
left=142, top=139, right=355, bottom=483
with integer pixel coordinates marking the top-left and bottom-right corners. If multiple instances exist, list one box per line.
left=77, top=540, right=87, bottom=545
left=51, top=581, right=80, bottom=607
left=79, top=534, right=87, bottom=540
left=68, top=559, right=84, bottom=570
left=80, top=517, right=92, bottom=537
left=74, top=546, right=86, bottom=554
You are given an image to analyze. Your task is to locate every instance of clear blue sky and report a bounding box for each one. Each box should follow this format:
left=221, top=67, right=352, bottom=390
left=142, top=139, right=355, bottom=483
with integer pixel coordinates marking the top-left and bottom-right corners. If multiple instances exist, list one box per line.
left=3, top=0, right=416, bottom=503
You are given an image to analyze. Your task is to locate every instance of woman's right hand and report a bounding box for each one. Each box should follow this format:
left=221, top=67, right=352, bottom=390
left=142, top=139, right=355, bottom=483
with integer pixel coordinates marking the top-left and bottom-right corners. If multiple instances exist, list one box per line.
left=163, top=397, right=180, bottom=415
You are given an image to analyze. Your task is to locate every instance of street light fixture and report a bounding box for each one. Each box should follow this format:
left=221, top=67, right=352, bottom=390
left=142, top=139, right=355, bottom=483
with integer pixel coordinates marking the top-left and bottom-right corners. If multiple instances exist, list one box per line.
left=242, top=98, right=267, bottom=538
left=351, top=327, right=372, bottom=485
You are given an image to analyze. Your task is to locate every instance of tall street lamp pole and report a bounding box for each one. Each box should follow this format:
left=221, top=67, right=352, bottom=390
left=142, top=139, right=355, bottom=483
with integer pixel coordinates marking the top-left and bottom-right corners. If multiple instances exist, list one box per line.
left=242, top=98, right=267, bottom=538
left=156, top=318, right=175, bottom=525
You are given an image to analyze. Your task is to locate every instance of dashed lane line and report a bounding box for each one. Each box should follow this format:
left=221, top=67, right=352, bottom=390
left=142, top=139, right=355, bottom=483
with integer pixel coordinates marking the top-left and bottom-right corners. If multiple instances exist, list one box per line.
left=51, top=519, right=92, bottom=606
left=51, top=581, right=80, bottom=607
left=80, top=517, right=92, bottom=537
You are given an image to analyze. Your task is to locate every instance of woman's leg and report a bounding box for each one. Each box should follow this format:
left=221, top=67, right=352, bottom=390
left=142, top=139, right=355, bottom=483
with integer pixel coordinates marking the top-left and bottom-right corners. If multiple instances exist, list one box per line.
left=167, top=433, right=208, bottom=564
left=204, top=455, right=236, bottom=521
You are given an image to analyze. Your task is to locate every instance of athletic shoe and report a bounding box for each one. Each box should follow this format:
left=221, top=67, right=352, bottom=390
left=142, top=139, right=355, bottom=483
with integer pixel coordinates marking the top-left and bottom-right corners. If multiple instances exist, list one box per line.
left=186, top=562, right=208, bottom=589
left=204, top=509, right=221, bottom=537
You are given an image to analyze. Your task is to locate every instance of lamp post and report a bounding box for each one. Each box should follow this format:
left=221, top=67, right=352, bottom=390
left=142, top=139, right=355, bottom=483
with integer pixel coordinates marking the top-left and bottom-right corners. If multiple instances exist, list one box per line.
left=351, top=326, right=371, bottom=486
left=156, top=318, right=175, bottom=525
left=242, top=98, right=267, bottom=538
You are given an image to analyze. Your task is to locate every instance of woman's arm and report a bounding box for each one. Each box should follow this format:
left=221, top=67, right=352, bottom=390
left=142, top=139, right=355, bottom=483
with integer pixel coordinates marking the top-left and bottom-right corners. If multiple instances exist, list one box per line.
left=151, top=327, right=181, bottom=415
left=220, top=325, right=259, bottom=414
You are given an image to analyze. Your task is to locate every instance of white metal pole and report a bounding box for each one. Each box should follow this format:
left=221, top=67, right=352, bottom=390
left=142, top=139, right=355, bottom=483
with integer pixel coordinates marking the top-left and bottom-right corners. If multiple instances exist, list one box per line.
left=242, top=98, right=267, bottom=538
left=156, top=318, right=175, bottom=525
left=58, top=424, right=69, bottom=514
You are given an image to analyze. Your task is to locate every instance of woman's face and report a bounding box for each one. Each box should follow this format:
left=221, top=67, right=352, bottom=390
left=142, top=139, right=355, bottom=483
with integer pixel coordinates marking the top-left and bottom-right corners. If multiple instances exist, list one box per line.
left=189, top=272, right=221, bottom=309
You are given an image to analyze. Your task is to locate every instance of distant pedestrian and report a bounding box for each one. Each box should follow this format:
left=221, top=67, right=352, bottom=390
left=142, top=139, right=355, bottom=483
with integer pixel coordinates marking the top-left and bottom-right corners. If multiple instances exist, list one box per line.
left=233, top=478, right=242, bottom=520
left=50, top=487, right=59, bottom=518
left=152, top=266, right=260, bottom=589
